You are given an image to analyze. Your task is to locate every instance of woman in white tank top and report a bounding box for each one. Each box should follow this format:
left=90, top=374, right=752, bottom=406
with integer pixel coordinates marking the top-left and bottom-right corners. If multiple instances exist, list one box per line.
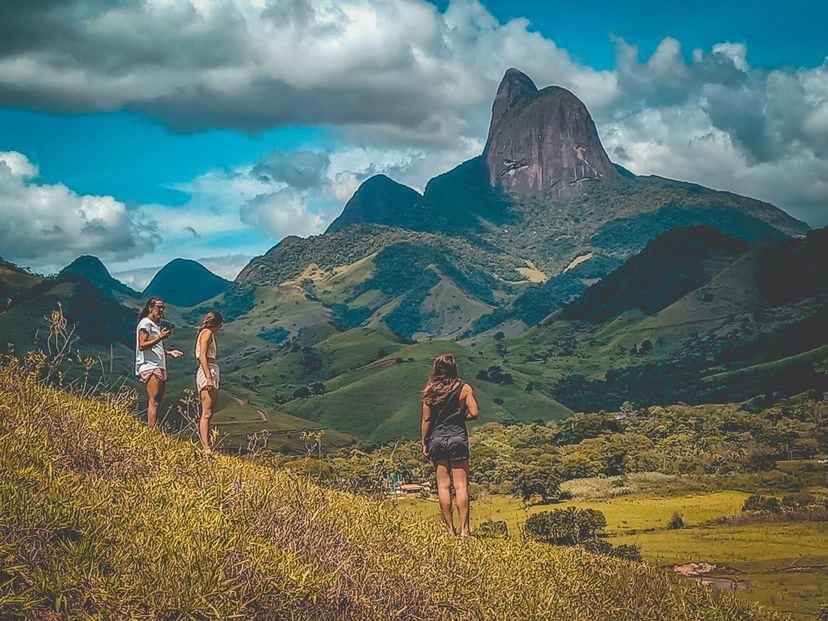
left=195, top=310, right=224, bottom=456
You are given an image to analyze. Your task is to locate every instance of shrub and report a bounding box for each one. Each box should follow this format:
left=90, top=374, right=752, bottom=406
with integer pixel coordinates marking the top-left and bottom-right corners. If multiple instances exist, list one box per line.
left=781, top=492, right=816, bottom=509
left=742, top=494, right=782, bottom=513
left=667, top=513, right=686, bottom=530
left=513, top=468, right=562, bottom=505
left=524, top=507, right=607, bottom=545
left=612, top=544, right=643, bottom=562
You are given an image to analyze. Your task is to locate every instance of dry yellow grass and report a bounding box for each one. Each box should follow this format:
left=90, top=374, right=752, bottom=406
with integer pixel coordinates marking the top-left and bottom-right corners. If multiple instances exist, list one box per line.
left=0, top=354, right=785, bottom=620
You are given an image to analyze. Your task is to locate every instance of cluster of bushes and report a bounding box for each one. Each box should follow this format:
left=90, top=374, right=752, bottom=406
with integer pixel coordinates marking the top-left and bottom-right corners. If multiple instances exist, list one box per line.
left=320, top=399, right=824, bottom=498
left=742, top=493, right=824, bottom=514
left=475, top=365, right=514, bottom=385
left=524, top=507, right=642, bottom=562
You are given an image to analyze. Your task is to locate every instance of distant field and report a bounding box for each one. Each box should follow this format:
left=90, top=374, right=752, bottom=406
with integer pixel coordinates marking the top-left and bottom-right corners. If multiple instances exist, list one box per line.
left=397, top=490, right=828, bottom=618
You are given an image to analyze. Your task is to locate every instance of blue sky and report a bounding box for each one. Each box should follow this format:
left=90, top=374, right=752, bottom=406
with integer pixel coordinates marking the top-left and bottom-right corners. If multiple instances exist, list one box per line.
left=0, top=0, right=825, bottom=287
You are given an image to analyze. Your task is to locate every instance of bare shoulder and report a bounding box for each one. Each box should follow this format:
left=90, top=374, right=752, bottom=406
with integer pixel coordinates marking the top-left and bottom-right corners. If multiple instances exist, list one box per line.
left=460, top=382, right=475, bottom=397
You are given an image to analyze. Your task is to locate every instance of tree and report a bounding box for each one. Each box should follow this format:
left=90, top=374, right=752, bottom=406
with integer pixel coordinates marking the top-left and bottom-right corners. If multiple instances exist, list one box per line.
left=513, top=468, right=562, bottom=504
left=524, top=507, right=607, bottom=545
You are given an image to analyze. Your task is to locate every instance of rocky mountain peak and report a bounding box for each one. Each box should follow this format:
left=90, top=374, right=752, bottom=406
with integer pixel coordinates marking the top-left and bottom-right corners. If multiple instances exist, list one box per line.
left=484, top=69, right=619, bottom=196
left=488, top=68, right=539, bottom=136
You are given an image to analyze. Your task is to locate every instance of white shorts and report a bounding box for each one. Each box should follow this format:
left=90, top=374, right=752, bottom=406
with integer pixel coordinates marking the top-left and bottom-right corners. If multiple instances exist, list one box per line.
left=196, top=364, right=220, bottom=391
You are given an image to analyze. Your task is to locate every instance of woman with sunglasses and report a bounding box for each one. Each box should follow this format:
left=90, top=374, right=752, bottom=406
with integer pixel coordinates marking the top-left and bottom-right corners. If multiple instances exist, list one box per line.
left=136, top=297, right=183, bottom=427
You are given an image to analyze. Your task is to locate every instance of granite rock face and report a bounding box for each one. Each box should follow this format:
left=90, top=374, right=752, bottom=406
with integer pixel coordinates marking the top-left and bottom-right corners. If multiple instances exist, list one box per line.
left=484, top=68, right=619, bottom=195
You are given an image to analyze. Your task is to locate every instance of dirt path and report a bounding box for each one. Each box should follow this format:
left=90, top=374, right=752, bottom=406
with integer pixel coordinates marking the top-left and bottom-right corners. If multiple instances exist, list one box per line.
left=227, top=393, right=268, bottom=421
left=356, top=357, right=398, bottom=372
left=228, top=394, right=246, bottom=406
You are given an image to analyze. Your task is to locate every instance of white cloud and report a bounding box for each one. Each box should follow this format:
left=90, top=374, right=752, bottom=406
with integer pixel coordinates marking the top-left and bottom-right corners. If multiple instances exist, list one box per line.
left=240, top=189, right=328, bottom=238
left=0, top=0, right=614, bottom=144
left=0, top=151, right=156, bottom=266
left=601, top=41, right=828, bottom=225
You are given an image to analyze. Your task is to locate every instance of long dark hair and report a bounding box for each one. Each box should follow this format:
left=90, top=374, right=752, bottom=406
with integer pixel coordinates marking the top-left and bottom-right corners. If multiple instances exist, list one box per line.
left=422, top=353, right=460, bottom=405
left=139, top=297, right=163, bottom=320
left=198, top=310, right=224, bottom=332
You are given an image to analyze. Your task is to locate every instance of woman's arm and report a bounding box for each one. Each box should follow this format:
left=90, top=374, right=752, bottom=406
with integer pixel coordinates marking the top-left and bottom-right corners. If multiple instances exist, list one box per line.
left=462, top=384, right=480, bottom=421
left=197, top=329, right=214, bottom=387
left=420, top=402, right=432, bottom=456
left=138, top=327, right=170, bottom=351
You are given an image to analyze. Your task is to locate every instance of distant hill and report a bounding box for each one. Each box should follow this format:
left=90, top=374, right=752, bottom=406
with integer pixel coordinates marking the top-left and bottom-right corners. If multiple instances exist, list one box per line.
left=326, top=175, right=421, bottom=233
left=0, top=257, right=42, bottom=308
left=506, top=228, right=828, bottom=413
left=561, top=225, right=749, bottom=322
left=60, top=255, right=139, bottom=300
left=143, top=259, right=230, bottom=307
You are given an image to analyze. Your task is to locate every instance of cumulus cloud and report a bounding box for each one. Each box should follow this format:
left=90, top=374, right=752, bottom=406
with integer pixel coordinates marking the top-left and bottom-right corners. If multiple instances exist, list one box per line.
left=0, top=0, right=614, bottom=143
left=0, top=151, right=156, bottom=266
left=251, top=151, right=331, bottom=190
left=601, top=39, right=828, bottom=225
left=240, top=189, right=328, bottom=238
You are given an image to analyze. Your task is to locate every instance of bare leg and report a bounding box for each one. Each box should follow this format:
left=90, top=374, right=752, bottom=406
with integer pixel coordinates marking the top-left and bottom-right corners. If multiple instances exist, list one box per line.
left=145, top=376, right=165, bottom=428
left=451, top=459, right=471, bottom=537
left=199, top=387, right=218, bottom=455
left=434, top=460, right=455, bottom=536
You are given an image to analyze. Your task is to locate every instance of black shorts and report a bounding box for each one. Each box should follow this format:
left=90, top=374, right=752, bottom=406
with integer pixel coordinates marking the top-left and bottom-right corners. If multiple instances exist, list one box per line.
left=428, top=435, right=469, bottom=462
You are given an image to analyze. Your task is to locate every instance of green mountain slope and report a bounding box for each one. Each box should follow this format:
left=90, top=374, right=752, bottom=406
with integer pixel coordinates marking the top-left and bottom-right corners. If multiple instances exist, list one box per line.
left=60, top=255, right=139, bottom=301
left=499, top=229, right=828, bottom=412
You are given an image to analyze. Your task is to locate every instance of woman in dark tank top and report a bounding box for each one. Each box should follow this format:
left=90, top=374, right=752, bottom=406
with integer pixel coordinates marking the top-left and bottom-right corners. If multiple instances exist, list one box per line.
left=420, top=353, right=480, bottom=537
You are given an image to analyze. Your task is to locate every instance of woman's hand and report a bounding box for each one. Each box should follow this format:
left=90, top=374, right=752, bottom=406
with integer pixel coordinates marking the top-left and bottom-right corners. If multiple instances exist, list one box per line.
left=421, top=441, right=429, bottom=457
left=168, top=349, right=184, bottom=358
left=160, top=328, right=172, bottom=340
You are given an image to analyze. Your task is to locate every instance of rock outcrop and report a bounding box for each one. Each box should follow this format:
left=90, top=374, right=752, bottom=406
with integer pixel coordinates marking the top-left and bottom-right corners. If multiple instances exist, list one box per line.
left=484, top=68, right=619, bottom=195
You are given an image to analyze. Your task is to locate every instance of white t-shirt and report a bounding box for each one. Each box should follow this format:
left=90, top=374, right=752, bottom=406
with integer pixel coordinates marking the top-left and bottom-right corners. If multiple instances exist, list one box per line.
left=135, top=317, right=166, bottom=375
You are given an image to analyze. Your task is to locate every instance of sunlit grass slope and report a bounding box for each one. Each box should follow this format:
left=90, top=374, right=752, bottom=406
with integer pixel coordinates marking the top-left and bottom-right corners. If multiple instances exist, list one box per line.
left=0, top=359, right=781, bottom=620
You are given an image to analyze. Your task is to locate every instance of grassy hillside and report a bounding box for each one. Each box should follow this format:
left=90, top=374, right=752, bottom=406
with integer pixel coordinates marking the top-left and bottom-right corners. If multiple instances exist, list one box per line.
left=0, top=358, right=781, bottom=619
